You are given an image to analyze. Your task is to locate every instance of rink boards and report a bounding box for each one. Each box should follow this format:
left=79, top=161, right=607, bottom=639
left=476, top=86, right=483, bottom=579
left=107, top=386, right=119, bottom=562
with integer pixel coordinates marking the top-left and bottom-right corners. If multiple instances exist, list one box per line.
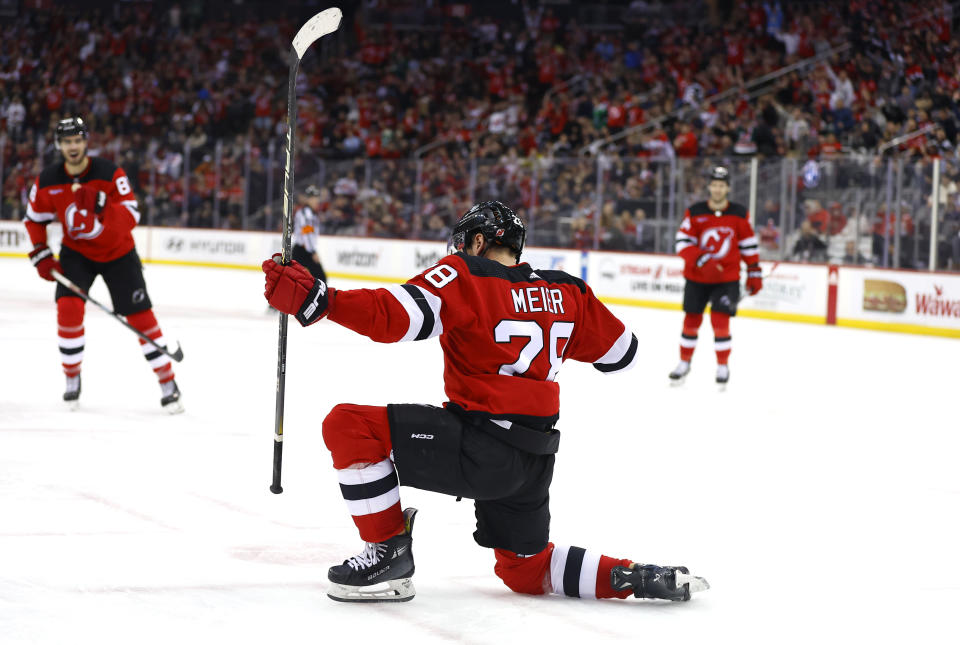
left=1, top=221, right=957, bottom=338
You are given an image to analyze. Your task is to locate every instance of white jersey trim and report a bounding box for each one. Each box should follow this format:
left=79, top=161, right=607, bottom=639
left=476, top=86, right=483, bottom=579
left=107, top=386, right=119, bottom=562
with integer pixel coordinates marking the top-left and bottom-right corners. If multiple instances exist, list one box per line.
left=121, top=200, right=141, bottom=224
left=592, top=328, right=640, bottom=375
left=26, top=203, right=56, bottom=223
left=387, top=284, right=443, bottom=342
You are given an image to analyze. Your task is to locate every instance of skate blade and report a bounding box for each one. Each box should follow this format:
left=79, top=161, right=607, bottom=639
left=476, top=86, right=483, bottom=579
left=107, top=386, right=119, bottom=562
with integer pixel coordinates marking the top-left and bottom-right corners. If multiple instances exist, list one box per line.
left=327, top=578, right=415, bottom=603
left=676, top=571, right=710, bottom=595
left=163, top=400, right=185, bottom=415
left=716, top=382, right=727, bottom=392
left=65, top=400, right=80, bottom=411
left=669, top=375, right=687, bottom=387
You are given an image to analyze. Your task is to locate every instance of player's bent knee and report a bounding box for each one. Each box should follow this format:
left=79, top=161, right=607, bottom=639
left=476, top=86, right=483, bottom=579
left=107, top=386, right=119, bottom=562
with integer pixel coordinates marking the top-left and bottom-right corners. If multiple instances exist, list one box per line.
left=493, top=545, right=554, bottom=595
left=57, top=296, right=85, bottom=322
left=321, top=404, right=392, bottom=468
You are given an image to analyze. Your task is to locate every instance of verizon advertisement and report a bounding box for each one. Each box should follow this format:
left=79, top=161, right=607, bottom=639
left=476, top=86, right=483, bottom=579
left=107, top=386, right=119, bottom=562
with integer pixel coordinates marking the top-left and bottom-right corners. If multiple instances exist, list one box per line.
left=837, top=268, right=960, bottom=331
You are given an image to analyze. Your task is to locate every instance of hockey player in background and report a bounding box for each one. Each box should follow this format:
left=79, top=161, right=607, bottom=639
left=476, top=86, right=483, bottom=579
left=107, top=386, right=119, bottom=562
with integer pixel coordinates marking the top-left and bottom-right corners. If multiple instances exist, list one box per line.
left=670, top=166, right=762, bottom=388
left=291, top=185, right=327, bottom=283
left=263, top=201, right=708, bottom=604
left=24, top=116, right=183, bottom=413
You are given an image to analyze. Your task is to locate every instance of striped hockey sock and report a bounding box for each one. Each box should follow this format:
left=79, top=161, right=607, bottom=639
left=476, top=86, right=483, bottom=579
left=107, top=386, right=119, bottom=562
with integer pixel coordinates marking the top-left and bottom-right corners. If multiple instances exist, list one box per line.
left=126, top=310, right=175, bottom=384
left=679, top=313, right=703, bottom=362
left=336, top=458, right=405, bottom=543
left=710, top=311, right=731, bottom=365
left=57, top=297, right=85, bottom=378
left=550, top=545, right=633, bottom=599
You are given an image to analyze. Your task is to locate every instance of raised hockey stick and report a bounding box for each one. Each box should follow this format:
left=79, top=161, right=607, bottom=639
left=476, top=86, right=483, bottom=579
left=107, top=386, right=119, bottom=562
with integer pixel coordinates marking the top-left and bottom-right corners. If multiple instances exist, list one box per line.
left=50, top=269, right=184, bottom=362
left=272, top=7, right=343, bottom=495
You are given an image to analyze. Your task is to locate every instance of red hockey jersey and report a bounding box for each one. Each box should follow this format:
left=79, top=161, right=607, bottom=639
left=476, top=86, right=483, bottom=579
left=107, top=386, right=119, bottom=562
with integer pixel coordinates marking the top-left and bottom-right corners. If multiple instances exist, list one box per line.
left=327, top=253, right=639, bottom=427
left=25, top=157, right=141, bottom=263
left=674, top=200, right=759, bottom=283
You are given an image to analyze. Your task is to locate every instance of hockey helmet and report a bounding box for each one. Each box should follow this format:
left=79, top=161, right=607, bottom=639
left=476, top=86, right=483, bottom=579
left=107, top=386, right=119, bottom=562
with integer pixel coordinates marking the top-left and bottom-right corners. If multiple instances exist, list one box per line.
left=55, top=116, right=88, bottom=148
left=708, top=166, right=730, bottom=184
left=304, top=184, right=321, bottom=197
left=448, top=200, right=526, bottom=262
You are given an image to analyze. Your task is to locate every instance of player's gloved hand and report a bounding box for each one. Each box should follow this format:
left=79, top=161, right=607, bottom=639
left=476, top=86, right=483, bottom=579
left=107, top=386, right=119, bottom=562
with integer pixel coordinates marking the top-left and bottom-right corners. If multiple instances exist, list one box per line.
left=28, top=244, right=62, bottom=282
left=262, top=254, right=330, bottom=326
left=74, top=184, right=107, bottom=218
left=746, top=263, right=763, bottom=295
left=694, top=252, right=724, bottom=277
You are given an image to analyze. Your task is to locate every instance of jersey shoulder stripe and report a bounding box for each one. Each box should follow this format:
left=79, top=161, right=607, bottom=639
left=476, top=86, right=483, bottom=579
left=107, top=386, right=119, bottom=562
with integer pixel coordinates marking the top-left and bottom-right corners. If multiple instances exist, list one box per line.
left=37, top=164, right=70, bottom=189
left=725, top=202, right=748, bottom=218
left=86, top=157, right=120, bottom=182
left=688, top=201, right=712, bottom=216
left=456, top=253, right=586, bottom=292
left=37, top=157, right=119, bottom=189
left=688, top=201, right=748, bottom=218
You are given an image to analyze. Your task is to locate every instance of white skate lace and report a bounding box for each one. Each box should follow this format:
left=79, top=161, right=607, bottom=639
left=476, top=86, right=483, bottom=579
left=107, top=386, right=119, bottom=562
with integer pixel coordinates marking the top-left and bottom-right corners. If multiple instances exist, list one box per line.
left=346, top=542, right=387, bottom=571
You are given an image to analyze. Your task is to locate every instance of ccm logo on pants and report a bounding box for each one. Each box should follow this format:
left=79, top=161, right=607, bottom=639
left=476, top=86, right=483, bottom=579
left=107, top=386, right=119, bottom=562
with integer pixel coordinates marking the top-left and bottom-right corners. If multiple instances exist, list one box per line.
left=410, top=433, right=434, bottom=440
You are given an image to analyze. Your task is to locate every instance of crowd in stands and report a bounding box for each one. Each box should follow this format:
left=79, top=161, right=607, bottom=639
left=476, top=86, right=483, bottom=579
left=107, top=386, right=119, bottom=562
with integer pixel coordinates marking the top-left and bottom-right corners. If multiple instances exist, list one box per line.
left=1, top=1, right=959, bottom=269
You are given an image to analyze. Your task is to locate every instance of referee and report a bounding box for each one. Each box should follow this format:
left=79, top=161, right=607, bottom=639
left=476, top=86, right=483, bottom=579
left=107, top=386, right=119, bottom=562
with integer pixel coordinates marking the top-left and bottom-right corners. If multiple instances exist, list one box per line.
left=292, top=185, right=327, bottom=283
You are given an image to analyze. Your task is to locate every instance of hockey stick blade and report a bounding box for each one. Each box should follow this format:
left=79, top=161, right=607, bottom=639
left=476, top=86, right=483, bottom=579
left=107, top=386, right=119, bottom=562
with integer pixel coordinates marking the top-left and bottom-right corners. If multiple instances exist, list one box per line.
left=292, top=8, right=342, bottom=60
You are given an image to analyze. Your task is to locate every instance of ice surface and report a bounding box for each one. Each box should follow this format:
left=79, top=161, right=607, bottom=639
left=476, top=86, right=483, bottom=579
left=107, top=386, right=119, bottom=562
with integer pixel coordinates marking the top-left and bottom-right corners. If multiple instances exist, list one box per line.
left=1, top=257, right=958, bottom=645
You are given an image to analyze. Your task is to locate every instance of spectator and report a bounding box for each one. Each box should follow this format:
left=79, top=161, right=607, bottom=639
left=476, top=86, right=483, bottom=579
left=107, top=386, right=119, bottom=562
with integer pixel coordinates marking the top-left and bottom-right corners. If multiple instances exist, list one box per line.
left=842, top=240, right=869, bottom=265
left=759, top=217, right=780, bottom=252
left=792, top=220, right=828, bottom=262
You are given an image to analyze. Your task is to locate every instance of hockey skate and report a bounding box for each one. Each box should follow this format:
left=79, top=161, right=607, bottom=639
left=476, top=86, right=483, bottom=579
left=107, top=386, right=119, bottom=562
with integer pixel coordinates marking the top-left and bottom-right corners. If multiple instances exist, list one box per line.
left=668, top=361, right=690, bottom=386
left=610, top=563, right=709, bottom=601
left=327, top=507, right=417, bottom=603
left=160, top=379, right=184, bottom=414
left=716, top=365, right=730, bottom=391
left=63, top=375, right=81, bottom=410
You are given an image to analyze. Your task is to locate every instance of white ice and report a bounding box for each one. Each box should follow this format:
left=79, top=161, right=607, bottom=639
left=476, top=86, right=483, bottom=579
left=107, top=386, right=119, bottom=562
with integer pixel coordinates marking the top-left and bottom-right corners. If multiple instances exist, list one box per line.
left=1, top=257, right=958, bottom=645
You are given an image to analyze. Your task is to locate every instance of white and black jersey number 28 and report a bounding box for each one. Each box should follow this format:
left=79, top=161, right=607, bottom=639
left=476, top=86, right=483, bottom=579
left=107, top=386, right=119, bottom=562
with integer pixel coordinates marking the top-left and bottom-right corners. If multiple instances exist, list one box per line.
left=495, top=320, right=574, bottom=382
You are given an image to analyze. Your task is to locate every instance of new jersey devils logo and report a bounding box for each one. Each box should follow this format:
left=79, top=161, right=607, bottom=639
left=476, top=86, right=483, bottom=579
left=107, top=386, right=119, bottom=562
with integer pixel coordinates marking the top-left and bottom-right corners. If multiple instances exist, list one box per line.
left=700, top=226, right=735, bottom=259
left=65, top=203, right=104, bottom=241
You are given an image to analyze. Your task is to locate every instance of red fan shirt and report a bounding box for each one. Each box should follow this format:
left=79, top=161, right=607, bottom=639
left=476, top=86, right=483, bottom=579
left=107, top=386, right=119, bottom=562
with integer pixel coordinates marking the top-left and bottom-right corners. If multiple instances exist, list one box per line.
left=326, top=253, right=639, bottom=426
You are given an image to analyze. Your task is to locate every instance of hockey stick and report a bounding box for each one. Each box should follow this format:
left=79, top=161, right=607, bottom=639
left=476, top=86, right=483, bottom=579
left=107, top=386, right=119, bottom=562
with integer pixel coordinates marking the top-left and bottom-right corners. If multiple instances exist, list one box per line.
left=50, top=269, right=184, bottom=362
left=272, top=7, right=343, bottom=495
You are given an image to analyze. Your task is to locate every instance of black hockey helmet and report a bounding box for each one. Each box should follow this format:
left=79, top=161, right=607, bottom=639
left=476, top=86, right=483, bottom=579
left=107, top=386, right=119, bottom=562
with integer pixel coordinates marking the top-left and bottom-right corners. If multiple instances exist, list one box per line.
left=448, top=200, right=526, bottom=262
left=55, top=116, right=89, bottom=146
left=708, top=166, right=730, bottom=184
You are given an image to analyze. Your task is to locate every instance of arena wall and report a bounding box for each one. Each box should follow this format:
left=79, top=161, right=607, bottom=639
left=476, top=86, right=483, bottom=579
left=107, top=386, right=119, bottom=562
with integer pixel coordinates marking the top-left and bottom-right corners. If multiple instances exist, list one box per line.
left=1, top=221, right=957, bottom=338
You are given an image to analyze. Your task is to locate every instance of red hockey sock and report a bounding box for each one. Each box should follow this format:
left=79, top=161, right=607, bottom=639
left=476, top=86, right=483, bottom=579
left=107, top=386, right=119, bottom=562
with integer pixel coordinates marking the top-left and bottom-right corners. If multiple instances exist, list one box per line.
left=680, top=313, right=703, bottom=362
left=57, top=297, right=85, bottom=377
left=322, top=404, right=403, bottom=543
left=547, top=544, right=634, bottom=599
left=494, top=545, right=554, bottom=595
left=710, top=311, right=731, bottom=365
left=336, top=459, right=404, bottom=543
left=126, top=309, right=175, bottom=383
